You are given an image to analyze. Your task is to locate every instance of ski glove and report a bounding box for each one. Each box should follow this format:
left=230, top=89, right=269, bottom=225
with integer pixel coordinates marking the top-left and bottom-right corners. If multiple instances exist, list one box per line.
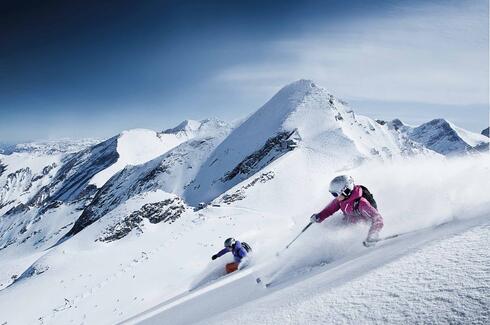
left=310, top=213, right=321, bottom=223
left=211, top=254, right=218, bottom=260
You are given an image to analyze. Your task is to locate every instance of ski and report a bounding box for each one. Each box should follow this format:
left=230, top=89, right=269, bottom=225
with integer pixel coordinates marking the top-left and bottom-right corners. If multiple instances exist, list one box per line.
left=367, top=220, right=451, bottom=246
left=371, top=222, right=451, bottom=245
left=256, top=259, right=331, bottom=289
left=364, top=233, right=401, bottom=247
left=373, top=233, right=400, bottom=243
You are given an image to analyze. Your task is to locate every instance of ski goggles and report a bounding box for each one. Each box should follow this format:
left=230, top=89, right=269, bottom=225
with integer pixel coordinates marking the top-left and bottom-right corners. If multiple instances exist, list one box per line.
left=330, top=187, right=352, bottom=198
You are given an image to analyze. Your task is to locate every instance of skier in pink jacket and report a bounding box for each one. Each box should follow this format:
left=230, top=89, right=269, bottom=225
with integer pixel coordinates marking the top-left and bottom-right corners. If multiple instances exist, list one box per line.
left=310, top=175, right=383, bottom=247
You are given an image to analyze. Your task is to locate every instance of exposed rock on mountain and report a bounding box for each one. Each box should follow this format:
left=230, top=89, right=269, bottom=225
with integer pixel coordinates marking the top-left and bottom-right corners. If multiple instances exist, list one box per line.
left=221, top=130, right=299, bottom=183
left=482, top=127, right=489, bottom=137
left=98, top=198, right=186, bottom=242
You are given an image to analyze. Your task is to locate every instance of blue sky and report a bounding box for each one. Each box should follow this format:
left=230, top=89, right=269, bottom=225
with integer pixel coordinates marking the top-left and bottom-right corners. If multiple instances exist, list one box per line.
left=0, top=0, right=488, bottom=142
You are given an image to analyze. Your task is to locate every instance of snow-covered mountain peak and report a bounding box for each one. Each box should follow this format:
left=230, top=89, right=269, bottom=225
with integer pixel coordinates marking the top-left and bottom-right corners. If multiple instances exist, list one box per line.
left=183, top=80, right=419, bottom=205
left=224, top=79, right=343, bottom=147
left=251, top=79, right=327, bottom=128
left=424, top=118, right=455, bottom=133
left=89, top=127, right=206, bottom=188
left=274, top=79, right=318, bottom=100
left=162, top=118, right=231, bottom=138
left=387, top=118, right=406, bottom=131
left=398, top=118, right=489, bottom=155
left=190, top=118, right=232, bottom=137
left=163, top=120, right=202, bottom=134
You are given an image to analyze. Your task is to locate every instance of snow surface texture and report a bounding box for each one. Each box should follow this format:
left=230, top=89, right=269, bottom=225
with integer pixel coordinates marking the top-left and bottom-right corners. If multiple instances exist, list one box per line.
left=0, top=80, right=489, bottom=324
left=130, top=217, right=489, bottom=325
left=193, top=220, right=490, bottom=325
left=1, top=154, right=488, bottom=324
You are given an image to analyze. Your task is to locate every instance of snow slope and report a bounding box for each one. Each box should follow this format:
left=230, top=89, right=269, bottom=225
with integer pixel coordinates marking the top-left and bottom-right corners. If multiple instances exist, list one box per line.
left=0, top=151, right=488, bottom=325
left=451, top=122, right=488, bottom=147
left=129, top=216, right=489, bottom=325
left=125, top=153, right=490, bottom=324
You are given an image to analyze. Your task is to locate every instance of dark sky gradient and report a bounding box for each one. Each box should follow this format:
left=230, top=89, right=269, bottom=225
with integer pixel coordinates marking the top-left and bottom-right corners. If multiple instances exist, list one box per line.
left=1, top=0, right=487, bottom=142
left=2, top=0, right=376, bottom=100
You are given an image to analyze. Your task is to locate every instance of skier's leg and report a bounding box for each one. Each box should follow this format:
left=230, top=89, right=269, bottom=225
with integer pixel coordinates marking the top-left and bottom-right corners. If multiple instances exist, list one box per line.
left=238, top=256, right=250, bottom=270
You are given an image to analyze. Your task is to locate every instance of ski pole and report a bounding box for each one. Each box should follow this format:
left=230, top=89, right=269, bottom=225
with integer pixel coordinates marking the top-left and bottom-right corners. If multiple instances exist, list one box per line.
left=286, top=222, right=313, bottom=248
left=276, top=222, right=313, bottom=256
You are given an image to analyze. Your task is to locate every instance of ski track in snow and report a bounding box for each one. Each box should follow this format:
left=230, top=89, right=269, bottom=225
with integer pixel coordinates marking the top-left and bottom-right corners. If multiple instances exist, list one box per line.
left=198, top=221, right=490, bottom=325
left=34, top=221, right=196, bottom=324
left=38, top=247, right=162, bottom=323
left=127, top=217, right=490, bottom=325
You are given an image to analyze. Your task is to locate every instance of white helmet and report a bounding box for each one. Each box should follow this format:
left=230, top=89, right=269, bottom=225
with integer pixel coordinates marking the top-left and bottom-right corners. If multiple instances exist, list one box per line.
left=329, top=175, right=354, bottom=197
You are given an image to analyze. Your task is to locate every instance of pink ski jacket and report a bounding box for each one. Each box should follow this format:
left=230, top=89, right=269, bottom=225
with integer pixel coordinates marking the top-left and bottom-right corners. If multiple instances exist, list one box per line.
left=317, top=185, right=383, bottom=237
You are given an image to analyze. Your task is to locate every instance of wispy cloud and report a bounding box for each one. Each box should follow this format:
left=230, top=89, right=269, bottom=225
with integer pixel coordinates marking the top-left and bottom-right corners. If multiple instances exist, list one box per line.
left=214, top=0, right=488, bottom=106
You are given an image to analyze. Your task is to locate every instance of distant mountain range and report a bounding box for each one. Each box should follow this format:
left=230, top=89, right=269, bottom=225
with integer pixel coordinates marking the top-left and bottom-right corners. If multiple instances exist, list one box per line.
left=0, top=139, right=100, bottom=155
left=383, top=118, right=489, bottom=155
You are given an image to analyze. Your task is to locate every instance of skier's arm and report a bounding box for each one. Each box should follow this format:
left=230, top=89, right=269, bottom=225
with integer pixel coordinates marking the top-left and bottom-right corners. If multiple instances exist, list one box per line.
left=316, top=199, right=341, bottom=222
left=214, top=248, right=230, bottom=259
left=359, top=200, right=383, bottom=239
